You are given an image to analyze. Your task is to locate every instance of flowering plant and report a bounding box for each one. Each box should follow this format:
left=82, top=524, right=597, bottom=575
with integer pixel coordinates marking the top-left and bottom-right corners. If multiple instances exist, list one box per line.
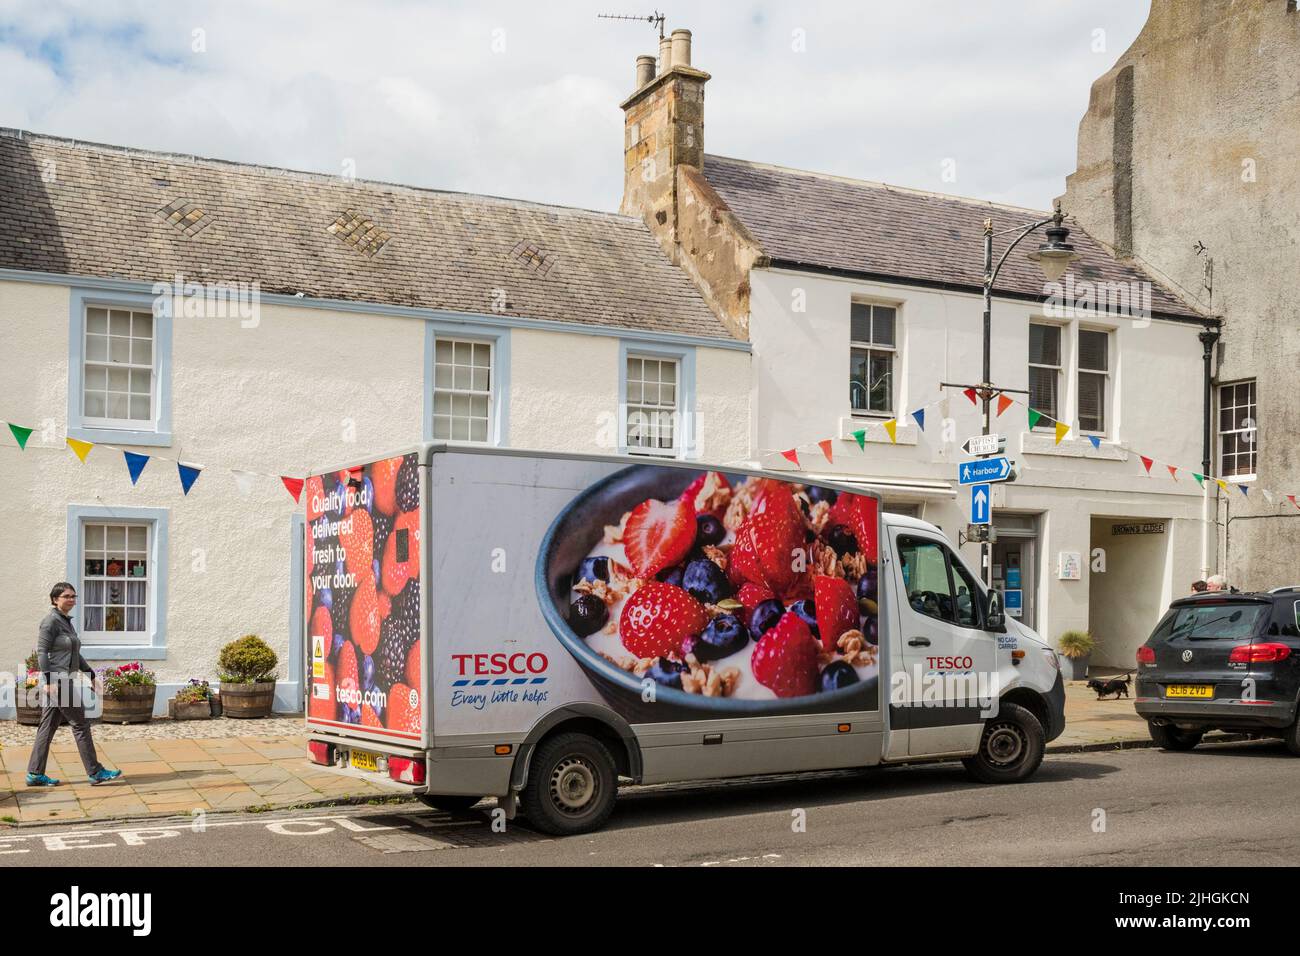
left=175, top=678, right=211, bottom=704
left=101, top=661, right=157, bottom=696
left=23, top=650, right=38, bottom=688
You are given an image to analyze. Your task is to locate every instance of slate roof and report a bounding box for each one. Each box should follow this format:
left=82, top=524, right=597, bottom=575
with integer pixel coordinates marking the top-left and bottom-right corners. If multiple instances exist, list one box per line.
left=0, top=129, right=735, bottom=340
left=703, top=154, right=1206, bottom=321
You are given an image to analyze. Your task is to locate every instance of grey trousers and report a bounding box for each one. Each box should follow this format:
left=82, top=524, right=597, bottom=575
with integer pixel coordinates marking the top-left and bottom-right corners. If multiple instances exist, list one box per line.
left=26, top=680, right=102, bottom=777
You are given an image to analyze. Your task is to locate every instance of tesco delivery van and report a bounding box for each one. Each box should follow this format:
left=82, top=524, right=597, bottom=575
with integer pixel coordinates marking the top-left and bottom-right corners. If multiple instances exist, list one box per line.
left=302, top=445, right=1065, bottom=835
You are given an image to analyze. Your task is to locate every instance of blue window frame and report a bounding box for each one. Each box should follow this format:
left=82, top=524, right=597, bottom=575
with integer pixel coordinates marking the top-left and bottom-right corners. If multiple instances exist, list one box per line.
left=619, top=340, right=697, bottom=459
left=67, top=287, right=173, bottom=446
left=65, top=505, right=169, bottom=660
left=423, top=320, right=510, bottom=445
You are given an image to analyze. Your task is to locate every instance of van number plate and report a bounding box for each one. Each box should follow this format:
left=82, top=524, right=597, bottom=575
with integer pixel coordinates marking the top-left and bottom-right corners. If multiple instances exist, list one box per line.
left=1165, top=685, right=1213, bottom=699
left=349, top=749, right=379, bottom=772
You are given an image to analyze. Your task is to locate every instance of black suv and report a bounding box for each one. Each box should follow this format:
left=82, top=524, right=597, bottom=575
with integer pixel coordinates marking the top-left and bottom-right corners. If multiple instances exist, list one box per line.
left=1135, top=588, right=1300, bottom=752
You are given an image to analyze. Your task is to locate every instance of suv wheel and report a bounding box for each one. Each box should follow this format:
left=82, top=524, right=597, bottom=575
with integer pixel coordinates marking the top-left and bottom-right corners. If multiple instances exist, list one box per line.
left=1148, top=721, right=1203, bottom=751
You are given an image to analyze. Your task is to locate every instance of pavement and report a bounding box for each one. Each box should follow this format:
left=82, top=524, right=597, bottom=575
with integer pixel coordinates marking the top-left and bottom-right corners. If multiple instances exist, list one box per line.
left=0, top=678, right=1155, bottom=826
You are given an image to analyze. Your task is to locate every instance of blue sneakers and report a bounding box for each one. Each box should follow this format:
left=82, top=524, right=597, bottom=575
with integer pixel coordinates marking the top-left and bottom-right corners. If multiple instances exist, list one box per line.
left=88, top=768, right=122, bottom=786
left=25, top=772, right=59, bottom=787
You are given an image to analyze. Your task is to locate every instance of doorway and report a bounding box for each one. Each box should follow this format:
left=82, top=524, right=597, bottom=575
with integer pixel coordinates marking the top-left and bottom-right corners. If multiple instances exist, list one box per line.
left=991, top=514, right=1039, bottom=631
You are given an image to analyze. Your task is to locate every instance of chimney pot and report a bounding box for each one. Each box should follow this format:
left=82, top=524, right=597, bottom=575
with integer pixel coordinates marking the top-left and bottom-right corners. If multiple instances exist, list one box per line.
left=670, top=29, right=692, bottom=68
left=635, top=54, right=655, bottom=87
left=658, top=35, right=673, bottom=74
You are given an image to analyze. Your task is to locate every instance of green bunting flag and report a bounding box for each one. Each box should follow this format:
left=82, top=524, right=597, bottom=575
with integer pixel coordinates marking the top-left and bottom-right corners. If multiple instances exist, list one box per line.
left=1027, top=408, right=1042, bottom=430
left=7, top=422, right=33, bottom=449
left=851, top=429, right=866, bottom=450
left=1192, top=473, right=1206, bottom=488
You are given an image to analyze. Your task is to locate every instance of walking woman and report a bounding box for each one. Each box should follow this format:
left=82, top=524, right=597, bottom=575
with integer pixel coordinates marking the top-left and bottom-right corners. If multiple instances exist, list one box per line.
left=25, top=582, right=122, bottom=787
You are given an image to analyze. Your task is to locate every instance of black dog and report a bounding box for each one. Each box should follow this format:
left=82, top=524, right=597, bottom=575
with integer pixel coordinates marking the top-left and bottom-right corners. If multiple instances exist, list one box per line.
left=1087, top=673, right=1132, bottom=700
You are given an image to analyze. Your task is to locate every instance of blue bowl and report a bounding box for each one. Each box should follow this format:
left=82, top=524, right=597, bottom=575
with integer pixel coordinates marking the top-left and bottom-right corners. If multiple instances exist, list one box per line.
left=535, top=463, right=878, bottom=722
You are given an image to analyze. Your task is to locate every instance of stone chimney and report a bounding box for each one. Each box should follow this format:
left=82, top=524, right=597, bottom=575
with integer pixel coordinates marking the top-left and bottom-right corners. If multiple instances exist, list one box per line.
left=619, top=28, right=710, bottom=256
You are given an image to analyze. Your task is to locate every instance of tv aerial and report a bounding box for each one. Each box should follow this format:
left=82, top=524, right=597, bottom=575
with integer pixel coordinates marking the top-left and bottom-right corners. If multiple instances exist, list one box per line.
left=597, top=10, right=666, bottom=38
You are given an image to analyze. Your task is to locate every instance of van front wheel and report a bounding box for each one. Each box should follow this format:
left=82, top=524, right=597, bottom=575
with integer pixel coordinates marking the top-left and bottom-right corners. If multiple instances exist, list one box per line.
left=962, top=703, right=1046, bottom=783
left=520, top=732, right=618, bottom=836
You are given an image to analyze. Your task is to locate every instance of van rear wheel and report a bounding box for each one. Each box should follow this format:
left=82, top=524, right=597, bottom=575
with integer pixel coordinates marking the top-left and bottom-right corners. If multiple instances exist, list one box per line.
left=1148, top=722, right=1203, bottom=751
left=962, top=702, right=1046, bottom=783
left=520, top=732, right=617, bottom=836
left=419, top=794, right=482, bottom=813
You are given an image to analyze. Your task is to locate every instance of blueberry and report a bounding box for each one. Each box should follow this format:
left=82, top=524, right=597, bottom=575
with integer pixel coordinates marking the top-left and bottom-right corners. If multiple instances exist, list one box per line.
left=827, top=525, right=859, bottom=557
left=372, top=558, right=381, bottom=585
left=332, top=481, right=349, bottom=519
left=362, top=654, right=375, bottom=692
left=683, top=558, right=733, bottom=604
left=696, top=614, right=750, bottom=661
left=864, top=616, right=879, bottom=645
left=857, top=567, right=878, bottom=603
left=362, top=476, right=375, bottom=513
left=807, top=485, right=839, bottom=506
left=577, top=556, right=610, bottom=583
left=790, top=599, right=820, bottom=637
left=319, top=587, right=333, bottom=610
left=645, top=657, right=686, bottom=689
left=751, top=599, right=785, bottom=638
left=657, top=565, right=685, bottom=588
left=569, top=594, right=608, bottom=637
left=819, top=660, right=859, bottom=692
left=695, top=514, right=725, bottom=546
left=329, top=633, right=344, bottom=662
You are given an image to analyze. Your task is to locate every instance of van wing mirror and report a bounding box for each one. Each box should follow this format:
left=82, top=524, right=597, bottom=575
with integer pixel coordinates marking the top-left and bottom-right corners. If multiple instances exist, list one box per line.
left=985, top=589, right=1007, bottom=633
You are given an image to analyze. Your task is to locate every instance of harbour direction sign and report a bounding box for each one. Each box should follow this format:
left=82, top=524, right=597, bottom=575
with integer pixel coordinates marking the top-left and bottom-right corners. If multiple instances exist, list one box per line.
left=957, top=456, right=1012, bottom=485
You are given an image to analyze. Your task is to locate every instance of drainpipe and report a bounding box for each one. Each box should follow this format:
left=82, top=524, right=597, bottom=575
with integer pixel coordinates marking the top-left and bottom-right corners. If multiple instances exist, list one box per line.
left=1198, top=328, right=1220, bottom=579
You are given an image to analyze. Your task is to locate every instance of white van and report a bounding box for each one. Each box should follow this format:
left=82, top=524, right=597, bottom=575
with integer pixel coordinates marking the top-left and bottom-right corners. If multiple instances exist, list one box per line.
left=302, top=445, right=1065, bottom=834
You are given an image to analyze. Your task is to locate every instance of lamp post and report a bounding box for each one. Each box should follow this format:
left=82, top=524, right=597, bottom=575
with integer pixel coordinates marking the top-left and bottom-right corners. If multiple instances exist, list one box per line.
left=973, top=203, right=1079, bottom=584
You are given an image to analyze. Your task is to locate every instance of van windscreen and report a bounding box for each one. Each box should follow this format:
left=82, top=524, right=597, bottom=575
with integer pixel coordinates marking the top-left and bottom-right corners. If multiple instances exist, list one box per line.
left=1154, top=603, right=1268, bottom=642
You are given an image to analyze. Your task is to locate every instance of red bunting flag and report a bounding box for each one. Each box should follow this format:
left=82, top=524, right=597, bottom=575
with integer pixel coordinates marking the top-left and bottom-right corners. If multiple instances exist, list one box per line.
left=995, top=394, right=1013, bottom=417
left=1290, top=495, right=1299, bottom=510
left=817, top=439, right=833, bottom=464
left=1167, top=465, right=1178, bottom=480
left=281, top=476, right=305, bottom=503
left=1140, top=455, right=1154, bottom=474
left=781, top=449, right=800, bottom=468
left=962, top=387, right=978, bottom=406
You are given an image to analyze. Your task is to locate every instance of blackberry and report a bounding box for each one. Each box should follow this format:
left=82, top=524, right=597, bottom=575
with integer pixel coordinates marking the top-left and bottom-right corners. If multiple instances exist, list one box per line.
left=396, top=455, right=420, bottom=512
left=375, top=578, right=420, bottom=689
left=371, top=509, right=394, bottom=561
left=329, top=584, right=355, bottom=639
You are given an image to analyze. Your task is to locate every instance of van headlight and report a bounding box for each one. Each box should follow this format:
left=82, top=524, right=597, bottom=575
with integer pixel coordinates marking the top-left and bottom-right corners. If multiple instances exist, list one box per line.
left=1042, top=648, right=1060, bottom=671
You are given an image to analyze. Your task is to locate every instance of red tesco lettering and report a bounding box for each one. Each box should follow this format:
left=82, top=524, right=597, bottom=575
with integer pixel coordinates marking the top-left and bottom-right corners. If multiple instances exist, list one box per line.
left=451, top=653, right=549, bottom=676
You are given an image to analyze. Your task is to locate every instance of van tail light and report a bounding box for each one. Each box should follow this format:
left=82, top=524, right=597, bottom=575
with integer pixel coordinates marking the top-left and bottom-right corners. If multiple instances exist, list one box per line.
left=1229, top=643, right=1292, bottom=664
left=307, top=741, right=334, bottom=766
left=387, top=756, right=426, bottom=785
left=1137, top=646, right=1156, bottom=664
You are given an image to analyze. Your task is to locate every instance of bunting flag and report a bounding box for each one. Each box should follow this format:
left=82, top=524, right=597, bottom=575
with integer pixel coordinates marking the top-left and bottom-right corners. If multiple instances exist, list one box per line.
left=781, top=449, right=800, bottom=468
left=1215, top=479, right=1228, bottom=492
left=1087, top=435, right=1101, bottom=450
left=962, top=387, right=978, bottom=406
left=817, top=439, right=833, bottom=465
left=177, top=463, right=202, bottom=495
left=7, top=422, right=32, bottom=449
left=1167, top=465, right=1179, bottom=480
left=1263, top=489, right=1275, bottom=504
left=883, top=419, right=898, bottom=444
left=281, top=476, right=306, bottom=503
left=851, top=429, right=866, bottom=451
left=910, top=408, right=925, bottom=432
left=1192, top=473, right=1206, bottom=488
left=123, top=451, right=149, bottom=485
left=1290, top=495, right=1299, bottom=510
left=1238, top=483, right=1249, bottom=497
left=232, top=470, right=257, bottom=497
left=66, top=437, right=93, bottom=462
left=1027, top=408, right=1042, bottom=430
left=1054, top=421, right=1070, bottom=445
left=1140, top=455, right=1154, bottom=474
left=995, top=394, right=1013, bottom=417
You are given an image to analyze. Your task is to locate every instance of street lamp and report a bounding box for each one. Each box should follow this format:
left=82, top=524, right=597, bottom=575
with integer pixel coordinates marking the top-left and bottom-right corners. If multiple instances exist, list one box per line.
left=1026, top=209, right=1079, bottom=283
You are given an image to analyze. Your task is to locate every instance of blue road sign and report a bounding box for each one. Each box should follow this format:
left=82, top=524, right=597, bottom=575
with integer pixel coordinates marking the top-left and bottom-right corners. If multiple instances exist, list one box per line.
left=957, top=456, right=1012, bottom=485
left=970, top=483, right=991, bottom=525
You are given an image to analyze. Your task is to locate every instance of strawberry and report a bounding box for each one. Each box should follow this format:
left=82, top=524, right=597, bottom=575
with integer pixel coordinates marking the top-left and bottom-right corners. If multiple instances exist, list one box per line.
left=381, top=509, right=421, bottom=596
left=619, top=581, right=708, bottom=659
left=751, top=612, right=820, bottom=698
left=386, top=681, right=421, bottom=734
left=309, top=605, right=332, bottom=644
left=737, top=582, right=775, bottom=611
left=377, top=590, right=392, bottom=621
left=349, top=574, right=382, bottom=656
left=405, top=641, right=421, bottom=689
left=623, top=497, right=695, bottom=578
left=814, top=575, right=859, bottom=653
left=305, top=475, right=327, bottom=521
left=828, top=493, right=879, bottom=563
left=372, top=456, right=403, bottom=517
left=361, top=703, right=383, bottom=728
left=728, top=505, right=810, bottom=601
left=340, top=507, right=374, bottom=577
left=337, top=640, right=360, bottom=712
left=679, top=471, right=731, bottom=515
left=308, top=660, right=336, bottom=721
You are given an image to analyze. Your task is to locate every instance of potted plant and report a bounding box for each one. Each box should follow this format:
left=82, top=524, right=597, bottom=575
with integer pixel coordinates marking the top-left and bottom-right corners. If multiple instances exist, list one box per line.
left=168, top=679, right=212, bottom=720
left=15, top=651, right=42, bottom=726
left=1057, top=630, right=1096, bottom=681
left=218, top=635, right=278, bottom=718
left=100, top=662, right=157, bottom=723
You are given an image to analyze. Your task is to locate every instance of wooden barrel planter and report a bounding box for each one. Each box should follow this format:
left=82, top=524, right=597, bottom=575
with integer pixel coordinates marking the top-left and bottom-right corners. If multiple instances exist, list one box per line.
left=15, top=684, right=43, bottom=726
left=219, top=681, right=275, bottom=718
left=101, top=685, right=157, bottom=724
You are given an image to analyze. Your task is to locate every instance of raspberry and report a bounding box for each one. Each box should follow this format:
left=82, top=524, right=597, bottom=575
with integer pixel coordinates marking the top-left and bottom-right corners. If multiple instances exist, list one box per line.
left=349, top=574, right=382, bottom=656
left=386, top=681, right=421, bottom=734
left=405, top=641, right=421, bottom=689
left=751, top=612, right=820, bottom=698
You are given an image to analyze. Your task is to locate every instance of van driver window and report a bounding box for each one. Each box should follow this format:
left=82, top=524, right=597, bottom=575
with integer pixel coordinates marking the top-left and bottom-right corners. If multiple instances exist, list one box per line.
left=897, top=536, right=955, bottom=623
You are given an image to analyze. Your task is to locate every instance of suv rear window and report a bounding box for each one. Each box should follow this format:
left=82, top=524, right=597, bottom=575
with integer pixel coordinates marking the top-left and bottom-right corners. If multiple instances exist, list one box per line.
left=1152, top=602, right=1268, bottom=642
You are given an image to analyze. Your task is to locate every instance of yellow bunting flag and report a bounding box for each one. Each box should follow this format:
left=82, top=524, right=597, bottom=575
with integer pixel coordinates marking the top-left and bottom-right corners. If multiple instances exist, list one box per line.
left=1215, top=479, right=1228, bottom=492
left=1053, top=422, right=1069, bottom=445
left=66, top=437, right=94, bottom=462
left=883, top=419, right=898, bottom=443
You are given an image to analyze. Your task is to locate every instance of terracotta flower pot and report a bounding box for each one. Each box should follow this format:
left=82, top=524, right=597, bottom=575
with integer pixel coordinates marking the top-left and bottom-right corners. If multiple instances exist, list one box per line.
left=219, top=681, right=275, bottom=718
left=101, top=684, right=156, bottom=724
left=168, top=698, right=212, bottom=720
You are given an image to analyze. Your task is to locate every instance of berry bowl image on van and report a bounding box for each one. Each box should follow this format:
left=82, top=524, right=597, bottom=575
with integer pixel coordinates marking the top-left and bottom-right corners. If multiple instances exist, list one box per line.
left=536, top=464, right=882, bottom=721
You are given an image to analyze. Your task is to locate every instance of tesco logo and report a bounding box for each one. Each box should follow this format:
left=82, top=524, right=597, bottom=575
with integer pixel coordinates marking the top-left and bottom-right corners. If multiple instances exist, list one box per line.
left=451, top=653, right=549, bottom=677
left=926, top=655, right=974, bottom=670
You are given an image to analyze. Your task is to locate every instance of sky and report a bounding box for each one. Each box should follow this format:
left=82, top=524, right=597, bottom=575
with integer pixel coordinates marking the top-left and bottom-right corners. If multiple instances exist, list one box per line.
left=0, top=0, right=1151, bottom=213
